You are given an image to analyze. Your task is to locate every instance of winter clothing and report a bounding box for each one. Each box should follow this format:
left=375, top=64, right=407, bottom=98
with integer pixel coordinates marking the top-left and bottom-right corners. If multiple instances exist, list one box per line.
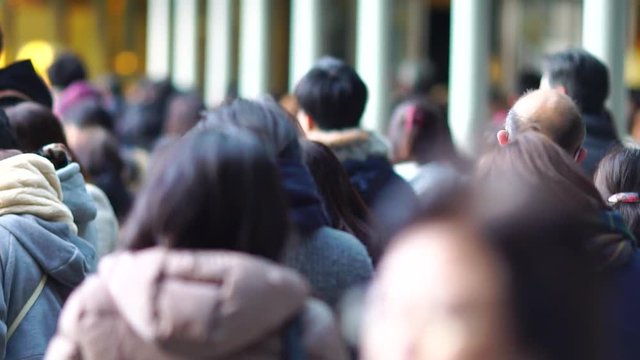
left=53, top=81, right=102, bottom=118
left=86, top=184, right=118, bottom=258
left=57, top=163, right=98, bottom=250
left=45, top=248, right=348, bottom=360
left=0, top=154, right=77, bottom=234
left=0, top=60, right=52, bottom=109
left=394, top=161, right=462, bottom=196
left=307, top=129, right=415, bottom=209
left=279, top=158, right=330, bottom=234
left=0, top=154, right=94, bottom=359
left=582, top=112, right=620, bottom=177
left=286, top=226, right=373, bottom=307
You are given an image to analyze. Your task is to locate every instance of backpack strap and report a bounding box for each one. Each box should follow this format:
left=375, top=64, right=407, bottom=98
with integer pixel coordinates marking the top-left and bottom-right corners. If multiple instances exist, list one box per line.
left=283, top=313, right=305, bottom=360
left=7, top=274, right=47, bottom=340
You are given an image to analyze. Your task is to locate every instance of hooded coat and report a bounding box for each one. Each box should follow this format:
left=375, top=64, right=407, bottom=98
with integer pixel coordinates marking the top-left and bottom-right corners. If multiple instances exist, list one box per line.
left=0, top=154, right=95, bottom=359
left=45, top=248, right=348, bottom=360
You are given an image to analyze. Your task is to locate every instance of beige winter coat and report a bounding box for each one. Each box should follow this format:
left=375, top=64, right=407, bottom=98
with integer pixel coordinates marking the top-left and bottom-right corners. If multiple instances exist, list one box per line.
left=45, top=248, right=348, bottom=360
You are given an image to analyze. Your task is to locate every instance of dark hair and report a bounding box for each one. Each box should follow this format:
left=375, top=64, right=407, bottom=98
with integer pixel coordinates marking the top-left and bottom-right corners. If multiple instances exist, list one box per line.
left=294, top=56, right=368, bottom=130
left=301, top=140, right=377, bottom=258
left=121, top=129, right=290, bottom=261
left=201, top=98, right=302, bottom=161
left=477, top=131, right=606, bottom=211
left=594, top=146, right=640, bottom=240
left=163, top=92, right=205, bottom=137
left=387, top=99, right=455, bottom=164
left=0, top=109, right=18, bottom=150
left=5, top=102, right=68, bottom=152
left=63, top=100, right=114, bottom=131
left=479, top=185, right=606, bottom=360
left=70, top=125, right=131, bottom=218
left=47, top=52, right=87, bottom=89
left=201, top=98, right=331, bottom=235
left=516, top=68, right=542, bottom=96
left=542, top=49, right=609, bottom=114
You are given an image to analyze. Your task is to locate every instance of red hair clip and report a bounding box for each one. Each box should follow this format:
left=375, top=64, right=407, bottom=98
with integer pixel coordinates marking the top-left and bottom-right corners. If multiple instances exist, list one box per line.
left=607, top=192, right=640, bottom=205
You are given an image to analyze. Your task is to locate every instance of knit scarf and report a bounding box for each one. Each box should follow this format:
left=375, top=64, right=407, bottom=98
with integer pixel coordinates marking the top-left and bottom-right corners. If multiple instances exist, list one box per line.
left=0, top=154, right=77, bottom=234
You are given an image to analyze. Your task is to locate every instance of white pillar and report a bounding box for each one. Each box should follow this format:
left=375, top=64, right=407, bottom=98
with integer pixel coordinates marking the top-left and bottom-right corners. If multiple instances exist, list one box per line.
left=289, top=0, right=322, bottom=90
left=204, top=0, right=234, bottom=106
left=582, top=0, right=629, bottom=136
left=146, top=0, right=171, bottom=81
left=171, top=0, right=199, bottom=91
left=448, top=0, right=490, bottom=155
left=356, top=0, right=391, bottom=132
left=239, top=0, right=270, bottom=98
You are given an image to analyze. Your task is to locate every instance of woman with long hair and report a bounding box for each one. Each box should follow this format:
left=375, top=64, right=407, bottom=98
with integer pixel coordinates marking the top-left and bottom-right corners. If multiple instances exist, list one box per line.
left=199, top=99, right=373, bottom=307
left=46, top=128, right=347, bottom=359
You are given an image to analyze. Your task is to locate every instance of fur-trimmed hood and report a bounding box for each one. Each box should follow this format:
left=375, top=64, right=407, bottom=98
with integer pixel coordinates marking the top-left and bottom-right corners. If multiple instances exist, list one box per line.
left=307, top=128, right=390, bottom=162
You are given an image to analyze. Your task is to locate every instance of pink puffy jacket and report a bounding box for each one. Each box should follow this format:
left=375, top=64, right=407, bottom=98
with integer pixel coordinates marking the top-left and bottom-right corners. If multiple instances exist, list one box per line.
left=45, top=248, right=348, bottom=360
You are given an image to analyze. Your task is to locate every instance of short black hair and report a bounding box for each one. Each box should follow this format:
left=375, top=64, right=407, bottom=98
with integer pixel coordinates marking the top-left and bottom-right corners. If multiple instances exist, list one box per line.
left=47, top=52, right=87, bottom=89
left=0, top=109, right=18, bottom=149
left=542, top=49, right=609, bottom=114
left=294, top=57, right=368, bottom=130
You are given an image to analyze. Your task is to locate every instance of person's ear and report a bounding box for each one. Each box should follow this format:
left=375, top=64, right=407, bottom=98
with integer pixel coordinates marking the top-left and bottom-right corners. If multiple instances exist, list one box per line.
left=296, top=110, right=315, bottom=133
left=555, top=85, right=567, bottom=95
left=575, top=147, right=587, bottom=164
left=497, top=130, right=509, bottom=146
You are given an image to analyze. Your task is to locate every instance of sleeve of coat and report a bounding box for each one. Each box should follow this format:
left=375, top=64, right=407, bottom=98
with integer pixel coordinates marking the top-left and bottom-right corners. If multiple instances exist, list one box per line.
left=0, top=227, right=9, bottom=359
left=302, top=299, right=349, bottom=360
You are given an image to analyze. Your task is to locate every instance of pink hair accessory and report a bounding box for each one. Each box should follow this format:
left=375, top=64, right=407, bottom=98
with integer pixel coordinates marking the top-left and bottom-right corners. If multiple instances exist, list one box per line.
left=607, top=192, right=640, bottom=205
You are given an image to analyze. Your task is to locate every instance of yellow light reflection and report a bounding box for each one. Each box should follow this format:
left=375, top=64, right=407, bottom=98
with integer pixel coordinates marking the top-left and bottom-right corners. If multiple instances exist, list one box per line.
left=114, top=51, right=138, bottom=76
left=15, top=40, right=55, bottom=82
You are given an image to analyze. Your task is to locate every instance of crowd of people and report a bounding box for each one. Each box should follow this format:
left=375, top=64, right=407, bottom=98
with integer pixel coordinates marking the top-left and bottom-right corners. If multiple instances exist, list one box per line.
left=0, top=23, right=638, bottom=359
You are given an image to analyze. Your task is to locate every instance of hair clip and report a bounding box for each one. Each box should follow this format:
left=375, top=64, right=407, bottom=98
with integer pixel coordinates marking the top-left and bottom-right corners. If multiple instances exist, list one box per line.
left=607, top=192, right=640, bottom=205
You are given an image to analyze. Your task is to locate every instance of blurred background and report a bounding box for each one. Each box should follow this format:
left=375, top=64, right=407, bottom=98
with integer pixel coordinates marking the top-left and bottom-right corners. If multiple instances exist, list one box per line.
left=0, top=0, right=637, bottom=151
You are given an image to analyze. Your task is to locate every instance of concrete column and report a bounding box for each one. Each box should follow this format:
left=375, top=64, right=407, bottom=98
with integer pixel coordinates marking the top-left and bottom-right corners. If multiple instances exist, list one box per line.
left=289, top=0, right=322, bottom=90
left=448, top=0, right=490, bottom=155
left=204, top=0, right=234, bottom=106
left=171, top=0, right=199, bottom=91
left=356, top=0, right=391, bottom=132
left=146, top=0, right=171, bottom=81
left=582, top=0, right=629, bottom=136
left=239, top=0, right=271, bottom=98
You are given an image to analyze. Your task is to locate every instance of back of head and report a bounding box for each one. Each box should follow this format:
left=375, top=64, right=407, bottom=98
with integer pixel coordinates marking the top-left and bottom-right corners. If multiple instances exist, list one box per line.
left=201, top=98, right=302, bottom=161
left=48, top=52, right=88, bottom=89
left=5, top=101, right=67, bottom=153
left=478, top=182, right=606, bottom=360
left=294, top=56, right=368, bottom=130
left=120, top=128, right=289, bottom=261
left=163, top=92, right=205, bottom=137
left=387, top=99, right=454, bottom=164
left=506, top=89, right=584, bottom=155
left=595, top=146, right=640, bottom=239
left=542, top=49, right=609, bottom=114
left=62, top=100, right=114, bottom=131
left=478, top=131, right=605, bottom=212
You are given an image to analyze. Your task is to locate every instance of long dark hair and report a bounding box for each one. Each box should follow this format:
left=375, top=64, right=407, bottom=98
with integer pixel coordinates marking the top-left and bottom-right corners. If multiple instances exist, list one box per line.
left=595, top=146, right=640, bottom=240
left=120, top=128, right=290, bottom=262
left=477, top=131, right=606, bottom=211
left=301, top=140, right=377, bottom=259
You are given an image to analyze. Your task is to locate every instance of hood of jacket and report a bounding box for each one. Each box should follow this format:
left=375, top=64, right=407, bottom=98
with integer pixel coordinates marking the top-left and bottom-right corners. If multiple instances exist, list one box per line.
left=0, top=153, right=77, bottom=234
left=57, top=162, right=97, bottom=225
left=307, top=128, right=390, bottom=162
left=0, top=60, right=53, bottom=108
left=99, top=248, right=310, bottom=358
left=54, top=80, right=102, bottom=117
left=0, top=213, right=95, bottom=287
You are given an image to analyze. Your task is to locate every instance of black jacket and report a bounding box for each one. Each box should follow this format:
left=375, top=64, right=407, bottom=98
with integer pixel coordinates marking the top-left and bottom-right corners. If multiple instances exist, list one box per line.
left=582, top=111, right=620, bottom=177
